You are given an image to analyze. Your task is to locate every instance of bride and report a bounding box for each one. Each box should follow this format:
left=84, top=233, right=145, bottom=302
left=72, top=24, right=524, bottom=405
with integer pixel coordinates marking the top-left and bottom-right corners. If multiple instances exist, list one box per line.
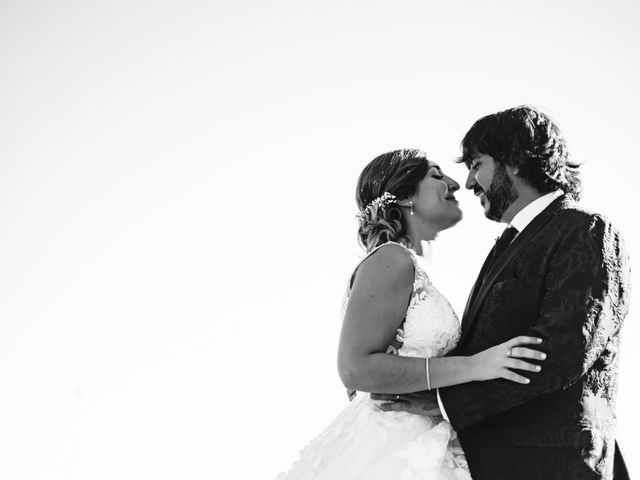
left=277, top=149, right=546, bottom=479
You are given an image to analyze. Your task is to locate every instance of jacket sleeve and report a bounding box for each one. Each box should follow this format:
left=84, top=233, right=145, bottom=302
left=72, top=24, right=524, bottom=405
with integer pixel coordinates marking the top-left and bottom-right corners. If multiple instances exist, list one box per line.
left=439, top=214, right=631, bottom=431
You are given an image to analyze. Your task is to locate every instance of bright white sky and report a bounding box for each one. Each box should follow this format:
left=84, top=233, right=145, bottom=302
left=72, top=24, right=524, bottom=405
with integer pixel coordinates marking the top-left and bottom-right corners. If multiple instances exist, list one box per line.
left=1, top=0, right=639, bottom=478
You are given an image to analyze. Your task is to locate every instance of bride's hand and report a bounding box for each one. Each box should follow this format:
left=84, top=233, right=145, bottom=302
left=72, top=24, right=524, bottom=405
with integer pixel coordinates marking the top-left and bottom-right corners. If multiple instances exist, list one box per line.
left=470, top=336, right=546, bottom=384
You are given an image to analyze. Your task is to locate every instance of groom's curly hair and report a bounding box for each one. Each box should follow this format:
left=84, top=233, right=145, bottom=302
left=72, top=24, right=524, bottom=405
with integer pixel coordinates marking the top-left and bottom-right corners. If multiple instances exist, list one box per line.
left=458, top=105, right=582, bottom=200
left=356, top=149, right=430, bottom=252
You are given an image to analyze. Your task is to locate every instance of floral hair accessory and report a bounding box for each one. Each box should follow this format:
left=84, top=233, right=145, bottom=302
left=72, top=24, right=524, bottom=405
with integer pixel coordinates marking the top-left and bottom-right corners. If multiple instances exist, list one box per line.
left=356, top=191, right=398, bottom=223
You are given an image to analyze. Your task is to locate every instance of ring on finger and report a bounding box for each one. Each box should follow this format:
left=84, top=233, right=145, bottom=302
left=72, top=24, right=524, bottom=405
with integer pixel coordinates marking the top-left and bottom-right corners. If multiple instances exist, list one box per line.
left=507, top=348, right=512, bottom=357
left=395, top=395, right=400, bottom=400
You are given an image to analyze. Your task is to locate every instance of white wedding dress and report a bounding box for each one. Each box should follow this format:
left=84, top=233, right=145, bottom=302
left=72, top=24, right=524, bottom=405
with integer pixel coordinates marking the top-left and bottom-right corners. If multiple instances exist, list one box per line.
left=277, top=242, right=471, bottom=480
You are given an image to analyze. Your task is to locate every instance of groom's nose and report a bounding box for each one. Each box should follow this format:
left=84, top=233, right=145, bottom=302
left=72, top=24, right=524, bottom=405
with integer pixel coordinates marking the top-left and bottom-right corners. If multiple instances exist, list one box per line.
left=465, top=169, right=477, bottom=190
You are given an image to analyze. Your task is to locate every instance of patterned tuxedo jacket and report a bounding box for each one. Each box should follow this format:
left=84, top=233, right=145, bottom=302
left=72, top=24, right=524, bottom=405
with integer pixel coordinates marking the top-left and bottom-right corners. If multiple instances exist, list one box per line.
left=439, top=196, right=631, bottom=480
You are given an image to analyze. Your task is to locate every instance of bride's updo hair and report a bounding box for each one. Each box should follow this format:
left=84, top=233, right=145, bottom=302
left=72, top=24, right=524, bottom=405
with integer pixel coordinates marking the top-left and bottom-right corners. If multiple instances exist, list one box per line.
left=356, top=149, right=430, bottom=253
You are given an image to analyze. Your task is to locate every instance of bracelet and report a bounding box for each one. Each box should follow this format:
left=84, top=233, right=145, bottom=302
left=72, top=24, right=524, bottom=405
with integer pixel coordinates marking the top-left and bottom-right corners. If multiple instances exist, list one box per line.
left=425, top=357, right=431, bottom=391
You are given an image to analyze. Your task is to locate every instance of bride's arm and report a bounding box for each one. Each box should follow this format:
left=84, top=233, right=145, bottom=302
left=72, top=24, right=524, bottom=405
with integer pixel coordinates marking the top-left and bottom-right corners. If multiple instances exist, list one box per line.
left=338, top=245, right=544, bottom=394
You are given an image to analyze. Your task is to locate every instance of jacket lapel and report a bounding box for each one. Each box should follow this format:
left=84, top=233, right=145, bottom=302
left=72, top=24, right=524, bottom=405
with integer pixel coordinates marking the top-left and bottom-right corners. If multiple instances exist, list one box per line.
left=461, top=248, right=496, bottom=321
left=459, top=195, right=570, bottom=345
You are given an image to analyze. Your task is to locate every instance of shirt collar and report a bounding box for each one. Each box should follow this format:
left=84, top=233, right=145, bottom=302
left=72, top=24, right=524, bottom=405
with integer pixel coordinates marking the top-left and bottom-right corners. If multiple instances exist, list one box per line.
left=510, top=190, right=564, bottom=233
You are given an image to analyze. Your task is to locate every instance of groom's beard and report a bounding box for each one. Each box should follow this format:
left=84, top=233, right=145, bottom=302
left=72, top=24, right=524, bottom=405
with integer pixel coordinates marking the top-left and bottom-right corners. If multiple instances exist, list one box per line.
left=485, top=163, right=518, bottom=221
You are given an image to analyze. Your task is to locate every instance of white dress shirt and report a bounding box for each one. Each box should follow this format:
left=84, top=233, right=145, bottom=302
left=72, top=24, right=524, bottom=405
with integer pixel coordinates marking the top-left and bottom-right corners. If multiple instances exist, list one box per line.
left=436, top=190, right=564, bottom=421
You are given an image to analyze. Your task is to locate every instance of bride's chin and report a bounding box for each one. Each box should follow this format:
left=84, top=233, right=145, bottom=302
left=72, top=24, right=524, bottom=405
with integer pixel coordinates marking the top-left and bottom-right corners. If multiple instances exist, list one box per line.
left=443, top=213, right=463, bottom=231
left=449, top=209, right=463, bottom=224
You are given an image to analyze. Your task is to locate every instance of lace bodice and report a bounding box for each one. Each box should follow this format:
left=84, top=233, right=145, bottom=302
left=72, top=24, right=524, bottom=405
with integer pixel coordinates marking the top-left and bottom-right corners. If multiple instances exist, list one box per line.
left=345, top=241, right=461, bottom=360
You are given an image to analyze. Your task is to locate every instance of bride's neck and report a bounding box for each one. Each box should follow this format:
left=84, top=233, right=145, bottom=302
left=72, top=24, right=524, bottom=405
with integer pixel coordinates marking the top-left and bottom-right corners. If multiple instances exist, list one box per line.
left=406, top=227, right=438, bottom=256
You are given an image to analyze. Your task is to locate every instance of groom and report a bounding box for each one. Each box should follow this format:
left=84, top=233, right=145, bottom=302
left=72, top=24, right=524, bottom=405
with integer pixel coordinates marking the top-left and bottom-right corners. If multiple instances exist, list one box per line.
left=373, top=106, right=631, bottom=479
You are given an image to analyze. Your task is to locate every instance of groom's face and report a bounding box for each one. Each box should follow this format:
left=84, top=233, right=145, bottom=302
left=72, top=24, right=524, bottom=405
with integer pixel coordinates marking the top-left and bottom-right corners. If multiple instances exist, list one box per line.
left=465, top=153, right=518, bottom=222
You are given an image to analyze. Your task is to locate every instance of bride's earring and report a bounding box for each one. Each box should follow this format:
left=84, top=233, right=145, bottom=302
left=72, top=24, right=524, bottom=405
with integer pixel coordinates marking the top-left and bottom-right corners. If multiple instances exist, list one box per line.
left=410, top=202, right=414, bottom=216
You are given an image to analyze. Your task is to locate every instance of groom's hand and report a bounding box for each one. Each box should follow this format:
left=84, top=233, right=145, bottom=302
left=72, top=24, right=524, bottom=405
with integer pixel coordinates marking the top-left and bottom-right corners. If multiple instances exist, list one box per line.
left=370, top=391, right=442, bottom=416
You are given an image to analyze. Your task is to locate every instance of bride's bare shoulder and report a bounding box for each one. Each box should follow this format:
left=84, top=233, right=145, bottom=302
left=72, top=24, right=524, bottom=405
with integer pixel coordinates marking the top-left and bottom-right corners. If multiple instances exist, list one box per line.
left=352, top=243, right=415, bottom=290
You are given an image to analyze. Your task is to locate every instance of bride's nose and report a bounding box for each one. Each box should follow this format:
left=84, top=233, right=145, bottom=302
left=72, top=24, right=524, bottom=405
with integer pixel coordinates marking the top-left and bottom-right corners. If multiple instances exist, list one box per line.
left=445, top=176, right=460, bottom=192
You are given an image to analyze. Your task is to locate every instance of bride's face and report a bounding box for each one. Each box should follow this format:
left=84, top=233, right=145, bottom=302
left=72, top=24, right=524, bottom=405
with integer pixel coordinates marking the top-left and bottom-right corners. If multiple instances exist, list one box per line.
left=409, top=162, right=462, bottom=231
